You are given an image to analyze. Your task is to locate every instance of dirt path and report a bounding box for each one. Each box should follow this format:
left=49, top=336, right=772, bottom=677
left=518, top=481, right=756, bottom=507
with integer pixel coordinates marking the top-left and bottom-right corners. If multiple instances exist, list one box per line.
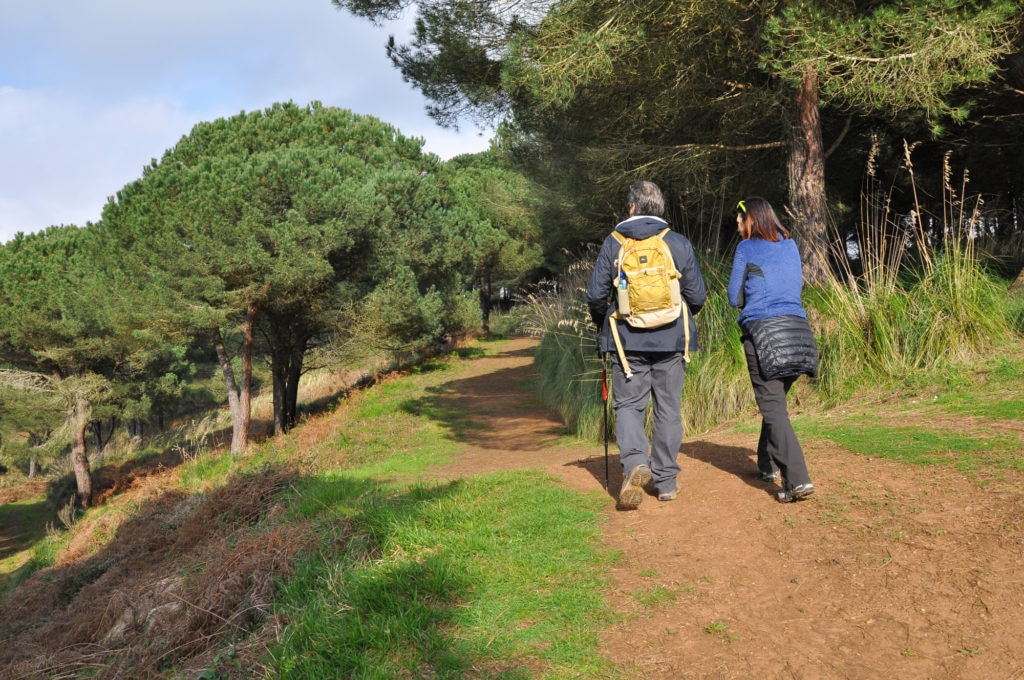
left=437, top=336, right=1024, bottom=679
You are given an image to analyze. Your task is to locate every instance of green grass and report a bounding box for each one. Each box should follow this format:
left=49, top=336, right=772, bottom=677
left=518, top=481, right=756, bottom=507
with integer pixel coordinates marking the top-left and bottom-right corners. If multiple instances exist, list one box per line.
left=632, top=585, right=677, bottom=608
left=797, top=418, right=1015, bottom=466
left=268, top=474, right=614, bottom=678
left=260, top=338, right=619, bottom=679
left=703, top=620, right=737, bottom=643
left=928, top=355, right=1024, bottom=421
left=783, top=349, right=1024, bottom=473
left=0, top=495, right=57, bottom=591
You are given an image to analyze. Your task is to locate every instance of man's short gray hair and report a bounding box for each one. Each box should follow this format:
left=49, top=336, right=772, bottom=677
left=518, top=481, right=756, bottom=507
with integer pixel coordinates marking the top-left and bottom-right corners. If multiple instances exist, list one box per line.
left=628, top=180, right=665, bottom=217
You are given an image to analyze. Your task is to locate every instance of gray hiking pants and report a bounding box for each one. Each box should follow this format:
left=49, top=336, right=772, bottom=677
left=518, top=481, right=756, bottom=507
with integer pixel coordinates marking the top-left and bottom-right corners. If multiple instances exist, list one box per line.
left=611, top=351, right=685, bottom=495
left=743, top=338, right=811, bottom=490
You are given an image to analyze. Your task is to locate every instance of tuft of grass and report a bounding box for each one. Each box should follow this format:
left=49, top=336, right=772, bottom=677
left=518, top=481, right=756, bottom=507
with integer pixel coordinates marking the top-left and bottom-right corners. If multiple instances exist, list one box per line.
left=809, top=145, right=1016, bottom=403
left=527, top=255, right=619, bottom=441
left=633, top=585, right=677, bottom=608
left=703, top=620, right=737, bottom=643
left=1007, top=291, right=1024, bottom=333
left=678, top=269, right=754, bottom=435
left=815, top=496, right=853, bottom=528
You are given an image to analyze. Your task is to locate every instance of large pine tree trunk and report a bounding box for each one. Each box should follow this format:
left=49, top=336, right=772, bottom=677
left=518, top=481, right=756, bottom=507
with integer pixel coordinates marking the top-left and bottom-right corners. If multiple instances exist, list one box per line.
left=269, top=327, right=307, bottom=435
left=237, top=305, right=256, bottom=451
left=70, top=393, right=92, bottom=508
left=1010, top=267, right=1024, bottom=292
left=478, top=269, right=493, bottom=333
left=786, top=66, right=830, bottom=284
left=213, top=307, right=256, bottom=455
left=285, top=343, right=305, bottom=430
left=271, top=344, right=289, bottom=436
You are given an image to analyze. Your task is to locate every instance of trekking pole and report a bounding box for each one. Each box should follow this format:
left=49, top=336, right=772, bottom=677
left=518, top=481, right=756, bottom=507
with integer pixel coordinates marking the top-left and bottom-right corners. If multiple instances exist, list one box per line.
left=602, top=352, right=610, bottom=490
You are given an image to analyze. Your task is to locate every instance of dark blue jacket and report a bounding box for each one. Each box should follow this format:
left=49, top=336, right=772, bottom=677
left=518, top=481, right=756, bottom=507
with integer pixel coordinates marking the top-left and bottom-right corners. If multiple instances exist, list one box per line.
left=587, top=215, right=707, bottom=353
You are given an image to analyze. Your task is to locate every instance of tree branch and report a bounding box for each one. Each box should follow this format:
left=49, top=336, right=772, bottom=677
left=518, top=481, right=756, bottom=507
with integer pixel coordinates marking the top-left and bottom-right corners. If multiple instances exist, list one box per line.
left=0, top=370, right=52, bottom=392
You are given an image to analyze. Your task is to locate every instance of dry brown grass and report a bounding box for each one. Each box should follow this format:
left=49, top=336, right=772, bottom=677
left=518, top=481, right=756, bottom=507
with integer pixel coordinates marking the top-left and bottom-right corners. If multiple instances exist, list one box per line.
left=0, top=465, right=312, bottom=679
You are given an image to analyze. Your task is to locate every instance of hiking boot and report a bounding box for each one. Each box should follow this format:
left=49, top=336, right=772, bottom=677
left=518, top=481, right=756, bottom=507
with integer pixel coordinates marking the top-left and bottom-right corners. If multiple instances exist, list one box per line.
left=759, top=470, right=779, bottom=483
left=618, top=465, right=652, bottom=509
left=776, top=483, right=815, bottom=503
left=658, top=489, right=678, bottom=501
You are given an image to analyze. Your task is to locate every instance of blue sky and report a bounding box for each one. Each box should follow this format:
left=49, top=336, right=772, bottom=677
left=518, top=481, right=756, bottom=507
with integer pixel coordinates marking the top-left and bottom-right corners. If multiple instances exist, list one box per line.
left=0, top=0, right=493, bottom=243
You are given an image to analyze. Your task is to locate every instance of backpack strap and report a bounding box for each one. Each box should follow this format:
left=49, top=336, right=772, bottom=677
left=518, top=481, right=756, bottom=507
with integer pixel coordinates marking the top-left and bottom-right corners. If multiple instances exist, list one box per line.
left=657, top=228, right=691, bottom=361
left=608, top=315, right=633, bottom=379
left=609, top=231, right=633, bottom=377
left=611, top=231, right=630, bottom=268
left=656, top=228, right=681, bottom=276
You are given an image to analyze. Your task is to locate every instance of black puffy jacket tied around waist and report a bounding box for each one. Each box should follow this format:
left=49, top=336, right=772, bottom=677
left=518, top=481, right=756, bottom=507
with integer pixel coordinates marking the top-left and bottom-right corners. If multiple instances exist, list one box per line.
left=741, top=314, right=819, bottom=381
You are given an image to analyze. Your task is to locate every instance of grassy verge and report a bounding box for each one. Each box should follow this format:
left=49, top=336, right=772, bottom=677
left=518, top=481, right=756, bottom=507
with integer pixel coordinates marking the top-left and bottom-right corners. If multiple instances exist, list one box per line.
left=798, top=418, right=1020, bottom=469
left=0, top=493, right=54, bottom=590
left=269, top=471, right=613, bottom=678
left=260, top=340, right=618, bottom=678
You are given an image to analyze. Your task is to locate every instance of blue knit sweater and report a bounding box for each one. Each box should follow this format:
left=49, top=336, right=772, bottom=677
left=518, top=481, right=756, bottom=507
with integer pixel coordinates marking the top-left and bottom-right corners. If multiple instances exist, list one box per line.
left=727, top=237, right=806, bottom=324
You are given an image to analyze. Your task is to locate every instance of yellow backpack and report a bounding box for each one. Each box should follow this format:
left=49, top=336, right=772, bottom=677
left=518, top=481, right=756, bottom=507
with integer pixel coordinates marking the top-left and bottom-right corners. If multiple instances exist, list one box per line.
left=612, top=228, right=682, bottom=327
left=608, top=228, right=690, bottom=377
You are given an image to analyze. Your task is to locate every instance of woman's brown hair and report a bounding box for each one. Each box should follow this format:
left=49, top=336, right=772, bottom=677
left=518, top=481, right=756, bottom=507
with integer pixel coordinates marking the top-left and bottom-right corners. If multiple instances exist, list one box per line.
left=737, top=196, right=790, bottom=241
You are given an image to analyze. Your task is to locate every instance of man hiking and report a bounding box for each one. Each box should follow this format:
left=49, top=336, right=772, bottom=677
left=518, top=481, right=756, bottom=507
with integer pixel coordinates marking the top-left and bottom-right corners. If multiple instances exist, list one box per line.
left=587, top=180, right=707, bottom=509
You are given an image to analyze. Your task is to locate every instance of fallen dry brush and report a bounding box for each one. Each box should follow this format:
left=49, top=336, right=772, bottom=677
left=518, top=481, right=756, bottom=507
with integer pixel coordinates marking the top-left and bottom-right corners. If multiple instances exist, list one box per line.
left=0, top=465, right=313, bottom=679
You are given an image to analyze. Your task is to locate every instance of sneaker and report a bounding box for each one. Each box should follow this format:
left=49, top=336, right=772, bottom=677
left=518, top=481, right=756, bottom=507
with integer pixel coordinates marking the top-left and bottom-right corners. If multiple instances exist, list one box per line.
left=618, top=465, right=652, bottom=509
left=776, top=483, right=815, bottom=503
left=658, top=489, right=678, bottom=502
left=759, top=470, right=779, bottom=483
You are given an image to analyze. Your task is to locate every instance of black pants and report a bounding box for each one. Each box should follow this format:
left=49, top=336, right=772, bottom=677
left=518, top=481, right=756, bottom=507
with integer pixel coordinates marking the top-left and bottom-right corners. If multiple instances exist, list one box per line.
left=743, top=338, right=811, bottom=490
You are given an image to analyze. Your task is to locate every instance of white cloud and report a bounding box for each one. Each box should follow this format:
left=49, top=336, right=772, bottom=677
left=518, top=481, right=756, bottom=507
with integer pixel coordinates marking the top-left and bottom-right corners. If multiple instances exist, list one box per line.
left=0, top=87, right=195, bottom=232
left=0, top=0, right=493, bottom=243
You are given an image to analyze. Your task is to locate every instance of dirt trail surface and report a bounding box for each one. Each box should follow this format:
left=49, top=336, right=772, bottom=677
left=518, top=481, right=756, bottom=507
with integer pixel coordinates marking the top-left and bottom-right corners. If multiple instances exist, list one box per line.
left=434, top=336, right=1024, bottom=679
